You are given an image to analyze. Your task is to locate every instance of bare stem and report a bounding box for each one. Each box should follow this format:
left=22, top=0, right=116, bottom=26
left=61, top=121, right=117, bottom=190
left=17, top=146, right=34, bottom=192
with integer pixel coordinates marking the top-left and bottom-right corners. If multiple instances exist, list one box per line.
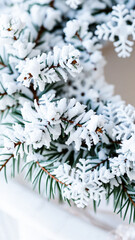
left=29, top=83, right=39, bottom=104
left=50, top=0, right=55, bottom=8
left=0, top=62, right=7, bottom=68
left=0, top=154, right=14, bottom=171
left=0, top=92, right=7, bottom=96
left=75, top=32, right=82, bottom=42
left=36, top=161, right=67, bottom=186
left=123, top=185, right=135, bottom=207
left=35, top=25, right=45, bottom=46
left=60, top=117, right=82, bottom=127
left=91, top=159, right=108, bottom=172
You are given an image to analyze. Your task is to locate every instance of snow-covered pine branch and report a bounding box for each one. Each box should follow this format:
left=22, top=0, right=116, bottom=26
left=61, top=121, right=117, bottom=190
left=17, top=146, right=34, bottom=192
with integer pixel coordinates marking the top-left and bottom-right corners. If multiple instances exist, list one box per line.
left=53, top=158, right=114, bottom=207
left=64, top=19, right=104, bottom=72
left=0, top=14, right=35, bottom=59
left=64, top=19, right=100, bottom=53
left=17, top=45, right=82, bottom=90
left=19, top=94, right=106, bottom=151
left=0, top=14, right=25, bottom=42
left=110, top=155, right=135, bottom=181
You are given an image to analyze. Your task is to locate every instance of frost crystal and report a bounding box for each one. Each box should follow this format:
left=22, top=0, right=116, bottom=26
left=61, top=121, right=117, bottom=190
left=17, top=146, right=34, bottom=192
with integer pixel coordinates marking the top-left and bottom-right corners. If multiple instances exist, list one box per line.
left=96, top=4, right=135, bottom=57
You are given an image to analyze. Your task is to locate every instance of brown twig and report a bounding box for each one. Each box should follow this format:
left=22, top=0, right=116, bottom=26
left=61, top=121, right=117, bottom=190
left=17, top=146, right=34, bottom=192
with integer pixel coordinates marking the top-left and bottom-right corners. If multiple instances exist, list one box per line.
left=29, top=83, right=39, bottom=104
left=110, top=139, right=122, bottom=144
left=36, top=161, right=67, bottom=186
left=0, top=92, right=7, bottom=97
left=0, top=62, right=7, bottom=68
left=14, top=142, right=22, bottom=148
left=123, top=185, right=135, bottom=207
left=35, top=25, right=45, bottom=46
left=75, top=32, right=82, bottom=42
left=60, top=118, right=104, bottom=134
left=0, top=154, right=14, bottom=171
left=49, top=63, right=60, bottom=70
left=60, top=117, right=82, bottom=127
left=50, top=0, right=55, bottom=7
left=0, top=142, right=21, bottom=172
left=91, top=159, right=108, bottom=172
left=36, top=158, right=109, bottom=189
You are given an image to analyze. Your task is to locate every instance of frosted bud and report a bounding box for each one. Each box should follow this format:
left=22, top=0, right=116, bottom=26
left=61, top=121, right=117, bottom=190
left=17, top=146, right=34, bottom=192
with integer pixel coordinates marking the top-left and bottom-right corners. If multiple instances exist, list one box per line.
left=66, top=0, right=84, bottom=9
left=86, top=115, right=104, bottom=132
left=0, top=14, right=25, bottom=39
left=64, top=20, right=80, bottom=39
left=29, top=129, right=42, bottom=143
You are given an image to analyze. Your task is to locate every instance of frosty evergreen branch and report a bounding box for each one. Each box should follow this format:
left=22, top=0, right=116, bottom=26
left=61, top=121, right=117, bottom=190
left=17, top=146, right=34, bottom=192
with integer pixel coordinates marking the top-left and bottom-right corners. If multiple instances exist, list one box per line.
left=17, top=45, right=82, bottom=91
left=0, top=0, right=135, bottom=223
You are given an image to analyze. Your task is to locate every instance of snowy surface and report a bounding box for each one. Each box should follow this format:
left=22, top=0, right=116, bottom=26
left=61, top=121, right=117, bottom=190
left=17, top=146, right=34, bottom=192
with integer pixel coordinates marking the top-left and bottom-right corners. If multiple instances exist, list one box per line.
left=0, top=175, right=110, bottom=240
